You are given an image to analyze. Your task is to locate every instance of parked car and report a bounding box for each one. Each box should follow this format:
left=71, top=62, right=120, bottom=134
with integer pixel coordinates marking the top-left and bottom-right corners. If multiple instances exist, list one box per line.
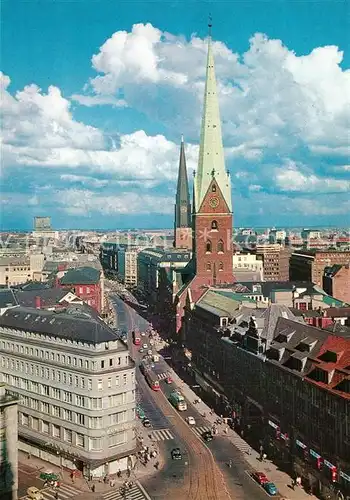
left=27, top=487, right=44, bottom=500
left=186, top=416, right=196, bottom=425
left=252, top=471, right=268, bottom=485
left=263, top=482, right=278, bottom=496
left=202, top=431, right=213, bottom=442
left=143, top=344, right=148, bottom=349
left=171, top=448, right=182, bottom=460
left=142, top=418, right=151, bottom=428
left=139, top=348, right=144, bottom=353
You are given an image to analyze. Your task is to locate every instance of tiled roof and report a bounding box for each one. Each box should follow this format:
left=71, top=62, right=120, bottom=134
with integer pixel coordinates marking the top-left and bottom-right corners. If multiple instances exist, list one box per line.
left=215, top=290, right=256, bottom=303
left=14, top=288, right=71, bottom=308
left=12, top=281, right=51, bottom=291
left=196, top=289, right=241, bottom=317
left=232, top=280, right=315, bottom=297
left=0, top=305, right=122, bottom=345
left=60, top=266, right=100, bottom=285
left=322, top=295, right=348, bottom=307
left=306, top=334, right=350, bottom=399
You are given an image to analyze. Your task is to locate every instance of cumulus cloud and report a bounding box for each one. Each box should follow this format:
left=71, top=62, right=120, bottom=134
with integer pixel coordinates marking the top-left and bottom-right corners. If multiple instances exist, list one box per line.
left=56, top=189, right=173, bottom=216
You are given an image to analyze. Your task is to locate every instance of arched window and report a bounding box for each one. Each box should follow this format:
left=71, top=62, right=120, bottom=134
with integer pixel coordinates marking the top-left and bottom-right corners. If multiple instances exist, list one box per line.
left=206, top=240, right=212, bottom=253
left=217, top=240, right=224, bottom=253
left=211, top=220, right=218, bottom=230
left=219, top=262, right=224, bottom=271
left=212, top=184, right=216, bottom=192
left=206, top=262, right=212, bottom=271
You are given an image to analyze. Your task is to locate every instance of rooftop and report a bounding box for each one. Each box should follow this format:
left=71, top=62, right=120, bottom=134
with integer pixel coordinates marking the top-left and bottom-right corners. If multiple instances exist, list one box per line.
left=0, top=305, right=123, bottom=345
left=60, top=266, right=101, bottom=285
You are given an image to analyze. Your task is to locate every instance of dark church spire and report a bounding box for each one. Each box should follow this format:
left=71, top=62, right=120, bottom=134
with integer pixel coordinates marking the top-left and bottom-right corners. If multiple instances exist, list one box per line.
left=174, top=136, right=192, bottom=249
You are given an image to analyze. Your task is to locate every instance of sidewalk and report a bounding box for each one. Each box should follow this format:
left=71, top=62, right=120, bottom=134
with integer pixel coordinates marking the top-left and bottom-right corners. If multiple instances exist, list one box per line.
left=167, top=365, right=317, bottom=500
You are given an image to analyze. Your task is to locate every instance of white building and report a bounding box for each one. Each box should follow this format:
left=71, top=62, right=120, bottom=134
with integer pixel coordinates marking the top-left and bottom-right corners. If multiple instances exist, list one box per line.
left=233, top=253, right=264, bottom=277
left=0, top=305, right=136, bottom=478
left=0, top=254, right=45, bottom=287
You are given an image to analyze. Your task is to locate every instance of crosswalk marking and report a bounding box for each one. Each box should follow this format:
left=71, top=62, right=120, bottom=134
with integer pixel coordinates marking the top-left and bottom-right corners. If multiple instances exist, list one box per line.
left=157, top=372, right=168, bottom=381
left=229, top=434, right=252, bottom=454
left=150, top=428, right=174, bottom=441
left=40, top=484, right=81, bottom=500
left=102, top=482, right=148, bottom=500
left=193, top=425, right=212, bottom=437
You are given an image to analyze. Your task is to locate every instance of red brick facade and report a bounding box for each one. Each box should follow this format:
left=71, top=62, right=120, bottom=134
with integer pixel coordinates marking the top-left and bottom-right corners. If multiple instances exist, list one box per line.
left=193, top=178, right=233, bottom=286
left=329, top=265, right=350, bottom=304
left=58, top=282, right=102, bottom=313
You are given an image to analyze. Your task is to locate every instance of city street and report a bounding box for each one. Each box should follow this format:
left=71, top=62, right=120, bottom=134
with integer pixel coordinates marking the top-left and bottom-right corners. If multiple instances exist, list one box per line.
left=110, top=292, right=270, bottom=500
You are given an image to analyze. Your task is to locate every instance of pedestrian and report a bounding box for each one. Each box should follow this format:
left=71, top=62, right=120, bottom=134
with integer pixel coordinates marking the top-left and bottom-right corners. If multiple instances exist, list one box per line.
left=55, top=492, right=59, bottom=500
left=91, top=483, right=95, bottom=493
left=262, top=453, right=267, bottom=462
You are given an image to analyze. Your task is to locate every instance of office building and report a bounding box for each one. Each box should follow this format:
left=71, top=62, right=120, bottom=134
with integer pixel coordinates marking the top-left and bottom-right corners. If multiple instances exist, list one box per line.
left=0, top=305, right=136, bottom=478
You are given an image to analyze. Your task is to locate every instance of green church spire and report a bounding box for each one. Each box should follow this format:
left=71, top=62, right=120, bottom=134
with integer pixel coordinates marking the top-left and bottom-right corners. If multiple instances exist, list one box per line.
left=194, top=22, right=232, bottom=212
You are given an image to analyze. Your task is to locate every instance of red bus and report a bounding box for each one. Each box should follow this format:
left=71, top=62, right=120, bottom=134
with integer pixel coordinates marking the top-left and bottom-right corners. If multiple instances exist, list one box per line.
left=132, top=331, right=141, bottom=346
left=144, top=368, right=160, bottom=391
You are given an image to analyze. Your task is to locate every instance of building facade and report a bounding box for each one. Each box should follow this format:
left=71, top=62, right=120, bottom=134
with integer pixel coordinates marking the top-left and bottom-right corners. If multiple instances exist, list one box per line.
left=57, top=266, right=103, bottom=313
left=0, top=383, right=19, bottom=500
left=183, top=298, right=350, bottom=500
left=0, top=254, right=45, bottom=287
left=290, top=251, right=350, bottom=287
left=324, top=265, right=350, bottom=305
left=117, top=249, right=138, bottom=288
left=0, top=305, right=136, bottom=478
left=232, top=252, right=264, bottom=278
left=255, top=244, right=290, bottom=281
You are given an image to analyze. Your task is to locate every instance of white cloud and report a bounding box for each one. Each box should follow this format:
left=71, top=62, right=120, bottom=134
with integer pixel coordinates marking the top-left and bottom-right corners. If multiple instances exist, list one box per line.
left=275, top=160, right=350, bottom=193
left=56, top=189, right=173, bottom=216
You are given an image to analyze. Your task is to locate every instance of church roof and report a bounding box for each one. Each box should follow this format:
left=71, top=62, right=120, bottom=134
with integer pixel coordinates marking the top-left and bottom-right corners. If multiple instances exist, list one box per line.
left=175, top=137, right=191, bottom=228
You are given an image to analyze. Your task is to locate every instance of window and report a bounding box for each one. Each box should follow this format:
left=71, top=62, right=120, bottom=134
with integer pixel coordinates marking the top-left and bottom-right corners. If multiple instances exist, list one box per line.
left=89, top=438, right=101, bottom=450
left=22, top=413, right=29, bottom=426
left=42, top=421, right=49, bottom=434
left=64, top=429, right=73, bottom=443
left=41, top=401, right=49, bottom=413
left=116, top=376, right=120, bottom=386
left=63, top=391, right=72, bottom=403
left=98, top=380, right=103, bottom=391
left=52, top=405, right=60, bottom=418
left=52, top=424, right=60, bottom=438
left=109, top=432, right=125, bottom=448
left=219, top=262, right=224, bottom=271
left=101, top=360, right=105, bottom=369
left=76, top=433, right=84, bottom=447
left=76, top=395, right=85, bottom=407
left=92, top=398, right=102, bottom=409
left=52, top=387, right=61, bottom=399
left=217, top=240, right=224, bottom=253
left=109, top=358, right=113, bottom=367
left=206, top=262, right=211, bottom=271
left=211, top=220, right=218, bottom=230
left=42, top=385, right=50, bottom=396
left=123, top=374, right=127, bottom=385
left=31, top=417, right=39, bottom=431
left=88, top=379, right=92, bottom=391
left=76, top=413, right=85, bottom=425
left=206, top=240, right=212, bottom=253
left=89, top=416, right=102, bottom=428
left=86, top=287, right=90, bottom=294
left=62, top=409, right=72, bottom=421
left=108, top=378, right=112, bottom=388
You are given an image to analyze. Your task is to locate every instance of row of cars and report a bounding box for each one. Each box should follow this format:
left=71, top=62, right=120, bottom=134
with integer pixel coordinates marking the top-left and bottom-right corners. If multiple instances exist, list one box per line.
left=251, top=471, right=278, bottom=496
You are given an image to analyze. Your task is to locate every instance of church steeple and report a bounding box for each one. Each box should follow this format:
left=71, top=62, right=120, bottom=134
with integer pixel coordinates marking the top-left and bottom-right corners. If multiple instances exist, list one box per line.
left=174, top=136, right=192, bottom=249
left=194, top=23, right=232, bottom=212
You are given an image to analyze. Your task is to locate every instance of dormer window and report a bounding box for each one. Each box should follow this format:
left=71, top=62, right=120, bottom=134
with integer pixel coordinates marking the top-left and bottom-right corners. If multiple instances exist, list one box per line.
left=217, top=240, right=224, bottom=253
left=206, top=241, right=212, bottom=253
left=211, top=220, right=218, bottom=230
left=221, top=317, right=228, bottom=327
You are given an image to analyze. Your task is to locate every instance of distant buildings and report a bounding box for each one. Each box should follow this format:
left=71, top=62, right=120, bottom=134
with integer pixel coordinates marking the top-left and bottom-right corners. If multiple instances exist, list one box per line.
left=0, top=254, right=45, bottom=287
left=255, top=244, right=290, bottom=281
left=290, top=250, right=350, bottom=287
left=0, top=304, right=136, bottom=478
left=232, top=252, right=264, bottom=281
left=0, top=383, right=19, bottom=500
left=324, top=264, right=350, bottom=305
left=117, top=249, right=138, bottom=288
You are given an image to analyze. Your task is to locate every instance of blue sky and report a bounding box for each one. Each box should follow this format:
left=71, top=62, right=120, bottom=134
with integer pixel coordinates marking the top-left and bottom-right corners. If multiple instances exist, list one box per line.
left=1, top=0, right=349, bottom=230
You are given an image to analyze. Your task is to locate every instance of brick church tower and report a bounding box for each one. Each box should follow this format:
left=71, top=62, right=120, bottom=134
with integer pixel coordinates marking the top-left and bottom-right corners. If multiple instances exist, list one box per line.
left=192, top=23, right=234, bottom=285
left=174, top=136, right=192, bottom=249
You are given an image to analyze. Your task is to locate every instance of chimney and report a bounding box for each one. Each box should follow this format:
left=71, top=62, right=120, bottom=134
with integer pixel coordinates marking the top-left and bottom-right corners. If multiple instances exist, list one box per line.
left=35, top=296, right=41, bottom=309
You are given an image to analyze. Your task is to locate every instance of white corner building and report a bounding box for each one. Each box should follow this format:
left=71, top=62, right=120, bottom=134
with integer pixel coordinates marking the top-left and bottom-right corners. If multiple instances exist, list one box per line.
left=0, top=304, right=136, bottom=478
